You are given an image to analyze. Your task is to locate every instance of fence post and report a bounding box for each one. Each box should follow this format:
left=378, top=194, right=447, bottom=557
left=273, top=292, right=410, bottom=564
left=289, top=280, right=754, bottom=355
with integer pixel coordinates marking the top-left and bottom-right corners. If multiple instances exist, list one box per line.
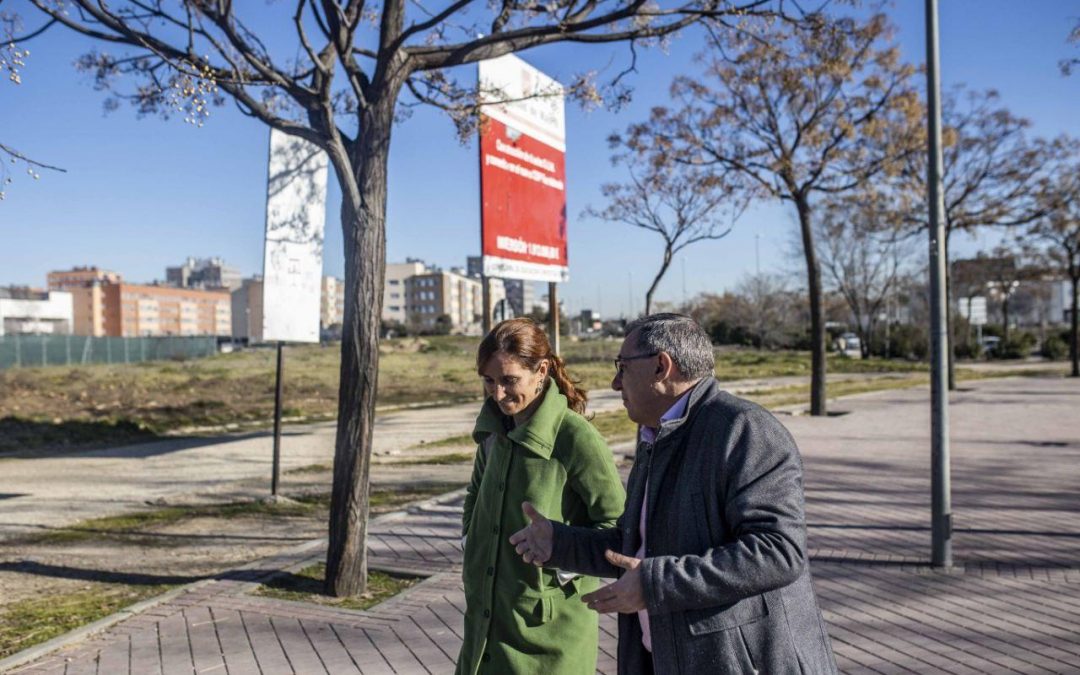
left=14, top=334, right=21, bottom=368
left=141, top=338, right=146, bottom=363
left=124, top=338, right=130, bottom=364
left=81, top=336, right=92, bottom=364
left=106, top=338, right=112, bottom=364
left=41, top=335, right=47, bottom=367
left=66, top=334, right=72, bottom=366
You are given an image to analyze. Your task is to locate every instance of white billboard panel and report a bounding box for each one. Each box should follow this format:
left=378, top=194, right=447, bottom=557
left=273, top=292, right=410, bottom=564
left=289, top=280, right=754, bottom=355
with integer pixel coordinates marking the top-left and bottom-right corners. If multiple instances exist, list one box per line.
left=479, top=53, right=566, bottom=152
left=261, top=129, right=328, bottom=343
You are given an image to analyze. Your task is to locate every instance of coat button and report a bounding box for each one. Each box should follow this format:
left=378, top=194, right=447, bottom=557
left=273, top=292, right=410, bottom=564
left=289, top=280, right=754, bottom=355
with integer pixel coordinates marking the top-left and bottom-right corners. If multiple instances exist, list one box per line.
left=492, top=525, right=499, bottom=534
left=482, top=653, right=491, bottom=662
left=486, top=566, right=494, bottom=576
left=483, top=609, right=491, bottom=618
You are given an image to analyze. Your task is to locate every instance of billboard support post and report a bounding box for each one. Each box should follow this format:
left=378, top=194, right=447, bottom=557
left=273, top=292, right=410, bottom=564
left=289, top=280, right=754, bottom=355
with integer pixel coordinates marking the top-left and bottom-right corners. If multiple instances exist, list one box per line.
left=482, top=275, right=493, bottom=334
left=548, top=282, right=560, bottom=356
left=271, top=341, right=284, bottom=496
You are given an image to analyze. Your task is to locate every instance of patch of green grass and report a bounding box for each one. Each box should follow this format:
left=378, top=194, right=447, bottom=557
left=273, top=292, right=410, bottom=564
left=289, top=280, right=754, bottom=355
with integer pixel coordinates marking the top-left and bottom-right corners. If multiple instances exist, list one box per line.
left=26, top=483, right=466, bottom=547
left=254, top=563, right=417, bottom=611
left=29, top=500, right=321, bottom=545
left=286, top=462, right=333, bottom=474
left=408, top=433, right=474, bottom=450
left=589, top=410, right=637, bottom=444
left=0, top=416, right=156, bottom=454
left=292, top=483, right=465, bottom=513
left=0, top=583, right=175, bottom=659
left=387, top=452, right=475, bottom=465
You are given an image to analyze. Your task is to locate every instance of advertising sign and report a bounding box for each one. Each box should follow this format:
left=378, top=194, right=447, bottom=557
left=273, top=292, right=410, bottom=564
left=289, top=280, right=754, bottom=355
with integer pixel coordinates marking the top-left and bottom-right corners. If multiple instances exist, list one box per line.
left=478, top=54, right=568, bottom=283
left=960, top=296, right=987, bottom=327
left=261, top=128, right=328, bottom=343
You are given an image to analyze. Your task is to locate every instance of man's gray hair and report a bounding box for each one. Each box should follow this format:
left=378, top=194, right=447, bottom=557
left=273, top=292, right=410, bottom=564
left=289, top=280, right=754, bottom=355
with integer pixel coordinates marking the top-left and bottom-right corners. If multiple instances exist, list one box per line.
left=625, top=313, right=714, bottom=381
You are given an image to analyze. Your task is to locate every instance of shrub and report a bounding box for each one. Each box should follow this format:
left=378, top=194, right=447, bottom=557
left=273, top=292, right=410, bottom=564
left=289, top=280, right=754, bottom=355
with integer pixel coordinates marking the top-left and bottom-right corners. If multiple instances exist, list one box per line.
left=1041, top=335, right=1068, bottom=361
left=995, top=332, right=1036, bottom=360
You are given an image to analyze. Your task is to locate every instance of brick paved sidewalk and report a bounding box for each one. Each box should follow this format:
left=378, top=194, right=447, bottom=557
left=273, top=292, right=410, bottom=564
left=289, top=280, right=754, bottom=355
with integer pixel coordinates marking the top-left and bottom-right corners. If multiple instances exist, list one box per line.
left=4, top=376, right=1079, bottom=674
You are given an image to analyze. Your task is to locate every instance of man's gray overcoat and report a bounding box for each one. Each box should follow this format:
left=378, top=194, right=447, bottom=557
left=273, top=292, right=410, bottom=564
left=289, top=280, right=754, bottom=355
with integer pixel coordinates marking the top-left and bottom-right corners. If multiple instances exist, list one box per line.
left=549, top=377, right=838, bottom=674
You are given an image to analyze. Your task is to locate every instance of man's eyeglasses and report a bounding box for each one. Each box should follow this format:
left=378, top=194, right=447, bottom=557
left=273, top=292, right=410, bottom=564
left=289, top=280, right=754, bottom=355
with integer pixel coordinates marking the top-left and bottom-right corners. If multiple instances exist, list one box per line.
left=613, top=352, right=659, bottom=377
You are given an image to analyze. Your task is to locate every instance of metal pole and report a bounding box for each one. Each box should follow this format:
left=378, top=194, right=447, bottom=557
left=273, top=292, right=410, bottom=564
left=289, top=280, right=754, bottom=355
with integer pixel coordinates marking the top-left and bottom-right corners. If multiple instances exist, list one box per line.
left=271, top=341, right=284, bottom=496
left=548, top=282, right=560, bottom=356
left=482, top=275, right=492, bottom=334
left=925, top=0, right=952, bottom=568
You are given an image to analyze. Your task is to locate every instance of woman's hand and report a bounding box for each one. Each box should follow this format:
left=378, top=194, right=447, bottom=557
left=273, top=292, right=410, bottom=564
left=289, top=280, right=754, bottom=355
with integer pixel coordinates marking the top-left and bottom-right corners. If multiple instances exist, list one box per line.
left=509, top=501, right=553, bottom=565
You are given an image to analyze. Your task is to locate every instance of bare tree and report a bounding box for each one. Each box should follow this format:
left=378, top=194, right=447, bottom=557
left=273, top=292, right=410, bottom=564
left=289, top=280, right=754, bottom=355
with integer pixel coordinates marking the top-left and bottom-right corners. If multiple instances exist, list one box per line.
left=891, top=88, right=1048, bottom=387
left=585, top=158, right=736, bottom=315
left=1062, top=18, right=1080, bottom=76
left=1030, top=140, right=1080, bottom=376
left=15, top=0, right=798, bottom=596
left=734, top=272, right=790, bottom=349
left=619, top=12, right=921, bottom=414
left=0, top=6, right=65, bottom=198
left=817, top=192, right=910, bottom=358
left=980, top=246, right=1030, bottom=344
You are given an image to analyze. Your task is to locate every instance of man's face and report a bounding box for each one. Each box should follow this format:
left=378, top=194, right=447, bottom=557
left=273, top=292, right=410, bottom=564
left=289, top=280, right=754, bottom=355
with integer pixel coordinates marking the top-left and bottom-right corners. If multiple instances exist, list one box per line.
left=612, top=330, right=663, bottom=427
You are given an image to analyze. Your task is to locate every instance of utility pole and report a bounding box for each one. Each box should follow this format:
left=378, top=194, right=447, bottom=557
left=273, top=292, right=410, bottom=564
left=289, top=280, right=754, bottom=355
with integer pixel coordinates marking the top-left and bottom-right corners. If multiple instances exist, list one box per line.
left=925, top=0, right=952, bottom=568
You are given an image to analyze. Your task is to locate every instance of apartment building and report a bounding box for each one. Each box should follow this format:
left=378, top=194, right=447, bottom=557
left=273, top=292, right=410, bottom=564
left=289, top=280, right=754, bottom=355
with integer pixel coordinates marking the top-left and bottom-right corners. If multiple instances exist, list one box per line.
left=466, top=255, right=532, bottom=318
left=404, top=268, right=506, bottom=335
left=102, top=283, right=231, bottom=337
left=384, top=260, right=428, bottom=325
left=0, top=288, right=74, bottom=336
left=231, top=278, right=265, bottom=342
left=166, top=257, right=242, bottom=290
left=321, top=276, right=345, bottom=329
left=47, top=266, right=122, bottom=336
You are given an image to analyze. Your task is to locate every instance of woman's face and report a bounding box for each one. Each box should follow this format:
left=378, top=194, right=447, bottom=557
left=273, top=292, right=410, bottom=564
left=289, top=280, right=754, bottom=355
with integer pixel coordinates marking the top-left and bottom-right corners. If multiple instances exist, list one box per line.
left=480, top=351, right=548, bottom=419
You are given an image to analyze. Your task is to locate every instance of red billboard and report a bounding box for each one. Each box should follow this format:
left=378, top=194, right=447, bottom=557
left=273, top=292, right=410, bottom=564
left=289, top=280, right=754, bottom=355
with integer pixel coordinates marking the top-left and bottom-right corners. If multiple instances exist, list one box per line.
left=478, top=55, right=568, bottom=283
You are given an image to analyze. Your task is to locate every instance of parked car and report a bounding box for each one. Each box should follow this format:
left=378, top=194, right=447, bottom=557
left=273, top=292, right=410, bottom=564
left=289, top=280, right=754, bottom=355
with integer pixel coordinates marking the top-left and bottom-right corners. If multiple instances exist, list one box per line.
left=837, top=332, right=862, bottom=357
left=979, top=335, right=1001, bottom=356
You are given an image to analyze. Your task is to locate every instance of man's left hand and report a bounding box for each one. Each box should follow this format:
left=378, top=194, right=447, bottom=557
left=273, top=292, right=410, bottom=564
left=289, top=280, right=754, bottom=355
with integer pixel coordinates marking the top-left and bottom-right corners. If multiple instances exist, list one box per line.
left=581, top=550, right=646, bottom=614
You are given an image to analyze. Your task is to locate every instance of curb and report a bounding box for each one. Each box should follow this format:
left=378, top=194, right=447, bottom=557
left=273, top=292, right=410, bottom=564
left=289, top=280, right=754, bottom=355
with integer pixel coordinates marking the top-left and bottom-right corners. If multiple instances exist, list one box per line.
left=0, top=489, right=464, bottom=674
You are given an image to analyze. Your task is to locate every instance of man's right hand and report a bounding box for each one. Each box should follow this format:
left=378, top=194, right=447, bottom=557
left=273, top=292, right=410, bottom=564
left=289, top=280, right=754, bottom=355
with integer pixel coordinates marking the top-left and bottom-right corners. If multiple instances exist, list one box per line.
left=509, top=501, right=553, bottom=566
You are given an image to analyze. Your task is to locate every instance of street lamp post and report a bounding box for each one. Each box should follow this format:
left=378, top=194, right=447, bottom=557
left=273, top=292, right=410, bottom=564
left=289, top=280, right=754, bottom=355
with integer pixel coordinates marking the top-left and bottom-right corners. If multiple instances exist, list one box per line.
left=925, top=0, right=953, bottom=568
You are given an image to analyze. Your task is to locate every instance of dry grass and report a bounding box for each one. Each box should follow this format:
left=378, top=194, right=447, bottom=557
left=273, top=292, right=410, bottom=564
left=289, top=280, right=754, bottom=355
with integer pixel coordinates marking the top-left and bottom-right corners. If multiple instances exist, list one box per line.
left=0, top=336, right=961, bottom=454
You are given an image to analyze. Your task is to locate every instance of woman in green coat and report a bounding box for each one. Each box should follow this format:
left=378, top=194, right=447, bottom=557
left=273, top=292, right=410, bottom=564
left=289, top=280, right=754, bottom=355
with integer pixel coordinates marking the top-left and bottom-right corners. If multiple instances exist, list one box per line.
left=457, top=318, right=626, bottom=675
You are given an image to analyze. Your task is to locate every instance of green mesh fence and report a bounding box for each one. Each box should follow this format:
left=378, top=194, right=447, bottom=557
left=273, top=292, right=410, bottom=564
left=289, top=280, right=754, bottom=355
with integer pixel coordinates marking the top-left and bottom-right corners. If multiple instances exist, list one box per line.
left=0, top=335, right=218, bottom=369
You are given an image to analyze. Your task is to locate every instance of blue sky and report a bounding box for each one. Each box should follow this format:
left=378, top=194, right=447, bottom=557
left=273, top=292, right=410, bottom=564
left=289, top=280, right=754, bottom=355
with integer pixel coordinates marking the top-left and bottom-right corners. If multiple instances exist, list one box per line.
left=1, top=1, right=1078, bottom=318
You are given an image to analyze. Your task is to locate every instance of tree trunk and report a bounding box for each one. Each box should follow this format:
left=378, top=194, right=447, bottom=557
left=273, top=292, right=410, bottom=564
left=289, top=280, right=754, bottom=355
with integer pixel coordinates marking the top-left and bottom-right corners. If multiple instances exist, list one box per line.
left=1002, top=296, right=1011, bottom=344
left=1071, top=271, right=1079, bottom=378
left=324, top=90, right=398, bottom=597
left=645, top=247, right=674, bottom=317
left=860, top=317, right=873, bottom=359
left=796, top=195, right=827, bottom=416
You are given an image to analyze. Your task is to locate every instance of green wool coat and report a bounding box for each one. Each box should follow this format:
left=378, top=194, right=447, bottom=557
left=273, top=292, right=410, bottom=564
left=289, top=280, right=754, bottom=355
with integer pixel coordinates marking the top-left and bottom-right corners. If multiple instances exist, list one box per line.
left=456, top=381, right=626, bottom=675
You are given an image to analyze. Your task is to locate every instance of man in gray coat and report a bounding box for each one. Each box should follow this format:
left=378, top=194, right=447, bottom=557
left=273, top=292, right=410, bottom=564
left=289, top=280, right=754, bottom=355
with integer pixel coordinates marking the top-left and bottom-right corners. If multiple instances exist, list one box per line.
left=510, top=313, right=837, bottom=674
